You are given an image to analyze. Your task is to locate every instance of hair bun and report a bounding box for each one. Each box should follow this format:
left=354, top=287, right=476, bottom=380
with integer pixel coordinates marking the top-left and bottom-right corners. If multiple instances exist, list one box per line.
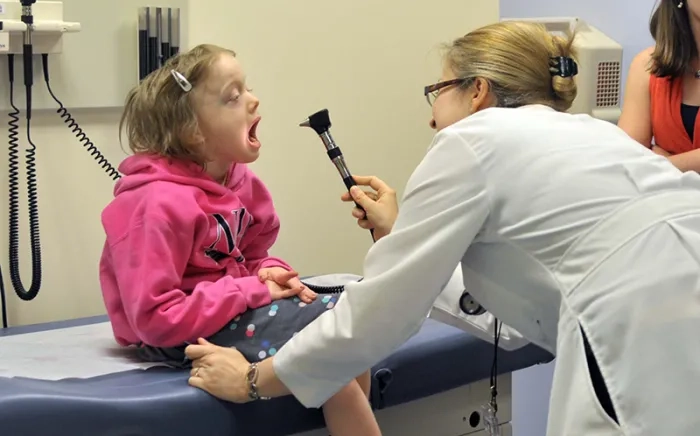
left=552, top=75, right=577, bottom=109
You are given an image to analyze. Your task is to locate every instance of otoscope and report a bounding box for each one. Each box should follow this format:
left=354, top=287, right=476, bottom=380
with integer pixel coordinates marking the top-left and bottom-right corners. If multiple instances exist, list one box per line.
left=299, top=109, right=375, bottom=241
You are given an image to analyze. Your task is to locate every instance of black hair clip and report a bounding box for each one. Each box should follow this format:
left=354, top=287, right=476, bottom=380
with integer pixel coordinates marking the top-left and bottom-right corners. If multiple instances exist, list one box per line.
left=549, top=56, right=578, bottom=78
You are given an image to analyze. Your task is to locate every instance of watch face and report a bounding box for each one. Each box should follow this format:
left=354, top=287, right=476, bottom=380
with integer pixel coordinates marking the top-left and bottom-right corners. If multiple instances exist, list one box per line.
left=460, top=292, right=485, bottom=315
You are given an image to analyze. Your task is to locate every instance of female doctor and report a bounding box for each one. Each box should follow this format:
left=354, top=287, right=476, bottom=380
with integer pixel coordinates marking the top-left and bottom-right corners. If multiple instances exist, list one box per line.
left=185, top=21, right=700, bottom=435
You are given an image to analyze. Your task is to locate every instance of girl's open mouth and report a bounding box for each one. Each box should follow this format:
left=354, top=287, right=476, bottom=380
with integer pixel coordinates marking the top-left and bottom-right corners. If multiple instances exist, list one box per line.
left=248, top=117, right=261, bottom=147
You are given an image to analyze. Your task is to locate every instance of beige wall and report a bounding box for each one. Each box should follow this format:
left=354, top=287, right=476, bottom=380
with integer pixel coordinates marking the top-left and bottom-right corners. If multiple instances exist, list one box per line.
left=0, top=0, right=499, bottom=327
left=0, top=110, right=122, bottom=326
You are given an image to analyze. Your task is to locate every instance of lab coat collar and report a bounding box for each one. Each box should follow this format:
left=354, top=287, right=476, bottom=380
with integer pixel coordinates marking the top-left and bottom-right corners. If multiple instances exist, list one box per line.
left=447, top=104, right=557, bottom=132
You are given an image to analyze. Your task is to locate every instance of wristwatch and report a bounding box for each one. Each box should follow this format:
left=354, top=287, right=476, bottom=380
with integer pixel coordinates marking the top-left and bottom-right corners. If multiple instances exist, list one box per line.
left=246, top=362, right=271, bottom=401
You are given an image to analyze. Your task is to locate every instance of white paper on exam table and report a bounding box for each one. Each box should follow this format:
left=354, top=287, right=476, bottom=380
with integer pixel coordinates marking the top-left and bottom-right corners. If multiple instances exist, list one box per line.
left=0, top=322, right=163, bottom=380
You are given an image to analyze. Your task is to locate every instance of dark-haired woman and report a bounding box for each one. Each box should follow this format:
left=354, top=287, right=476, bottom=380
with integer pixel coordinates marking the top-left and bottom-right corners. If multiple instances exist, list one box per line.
left=619, top=0, right=700, bottom=172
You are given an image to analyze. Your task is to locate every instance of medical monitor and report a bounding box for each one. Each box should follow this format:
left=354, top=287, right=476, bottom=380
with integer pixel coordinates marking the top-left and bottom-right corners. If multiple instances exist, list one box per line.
left=502, top=17, right=623, bottom=123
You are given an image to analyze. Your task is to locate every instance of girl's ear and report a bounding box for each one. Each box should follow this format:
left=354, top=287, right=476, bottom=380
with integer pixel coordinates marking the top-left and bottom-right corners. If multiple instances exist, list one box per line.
left=177, top=120, right=209, bottom=163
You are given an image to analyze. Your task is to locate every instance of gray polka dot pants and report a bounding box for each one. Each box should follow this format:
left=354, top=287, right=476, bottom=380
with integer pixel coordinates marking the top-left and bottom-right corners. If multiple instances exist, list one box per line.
left=137, top=293, right=341, bottom=367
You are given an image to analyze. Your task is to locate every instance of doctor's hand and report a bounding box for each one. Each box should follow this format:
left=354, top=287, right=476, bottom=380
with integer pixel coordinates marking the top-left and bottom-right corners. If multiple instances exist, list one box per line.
left=186, top=338, right=252, bottom=403
left=341, top=175, right=398, bottom=241
left=258, top=267, right=316, bottom=303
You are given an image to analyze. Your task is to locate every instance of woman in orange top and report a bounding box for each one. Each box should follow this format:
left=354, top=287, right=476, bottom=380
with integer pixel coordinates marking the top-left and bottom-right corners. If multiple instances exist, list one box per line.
left=619, top=0, right=700, bottom=172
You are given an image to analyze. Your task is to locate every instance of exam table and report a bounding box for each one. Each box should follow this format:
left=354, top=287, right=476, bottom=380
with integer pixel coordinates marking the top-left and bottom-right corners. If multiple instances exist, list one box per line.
left=0, top=299, right=552, bottom=436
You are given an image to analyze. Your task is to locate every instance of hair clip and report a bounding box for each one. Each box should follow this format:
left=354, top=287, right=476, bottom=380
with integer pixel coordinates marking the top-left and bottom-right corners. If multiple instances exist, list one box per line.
left=549, top=56, right=579, bottom=78
left=170, top=69, right=192, bottom=92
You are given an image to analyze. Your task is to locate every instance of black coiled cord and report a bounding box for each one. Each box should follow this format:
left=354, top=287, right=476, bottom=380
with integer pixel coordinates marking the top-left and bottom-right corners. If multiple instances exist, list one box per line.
left=302, top=282, right=345, bottom=294
left=301, top=277, right=364, bottom=295
left=41, top=54, right=121, bottom=181
left=0, top=57, right=21, bottom=326
left=0, top=263, right=6, bottom=329
left=7, top=53, right=43, bottom=303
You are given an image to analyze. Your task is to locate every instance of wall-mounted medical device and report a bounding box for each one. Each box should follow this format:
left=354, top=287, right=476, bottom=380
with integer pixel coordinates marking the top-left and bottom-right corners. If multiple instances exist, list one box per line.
left=502, top=17, right=624, bottom=124
left=0, top=1, right=91, bottom=328
left=138, top=7, right=181, bottom=81
left=0, top=0, right=80, bottom=54
left=0, top=1, right=187, bottom=328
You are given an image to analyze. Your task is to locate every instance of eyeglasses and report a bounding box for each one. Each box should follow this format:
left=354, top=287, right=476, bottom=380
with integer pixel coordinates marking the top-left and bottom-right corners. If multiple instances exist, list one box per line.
left=424, top=78, right=471, bottom=106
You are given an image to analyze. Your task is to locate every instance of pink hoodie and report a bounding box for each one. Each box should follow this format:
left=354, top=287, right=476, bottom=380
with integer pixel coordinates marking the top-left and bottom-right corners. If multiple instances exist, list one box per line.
left=99, top=154, right=291, bottom=348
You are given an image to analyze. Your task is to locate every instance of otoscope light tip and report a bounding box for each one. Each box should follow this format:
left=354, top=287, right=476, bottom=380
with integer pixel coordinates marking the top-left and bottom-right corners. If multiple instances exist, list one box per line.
left=299, top=108, right=331, bottom=134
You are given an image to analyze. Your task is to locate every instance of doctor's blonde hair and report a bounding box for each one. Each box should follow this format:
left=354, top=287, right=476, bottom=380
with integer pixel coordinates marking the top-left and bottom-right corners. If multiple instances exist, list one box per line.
left=444, top=21, right=578, bottom=112
left=119, top=44, right=236, bottom=165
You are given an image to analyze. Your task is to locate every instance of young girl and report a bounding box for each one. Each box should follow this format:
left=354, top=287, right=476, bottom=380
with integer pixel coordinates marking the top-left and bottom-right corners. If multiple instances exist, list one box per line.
left=98, top=44, right=380, bottom=436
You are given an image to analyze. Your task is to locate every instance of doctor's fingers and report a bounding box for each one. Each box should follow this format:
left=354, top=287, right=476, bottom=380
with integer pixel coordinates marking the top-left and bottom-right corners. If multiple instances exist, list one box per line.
left=190, top=354, right=213, bottom=369
left=356, top=218, right=374, bottom=230
left=352, top=203, right=375, bottom=219
left=189, top=347, right=238, bottom=374
left=188, top=367, right=209, bottom=392
left=190, top=364, right=204, bottom=378
left=341, top=190, right=378, bottom=204
left=184, top=345, right=209, bottom=360
left=187, top=359, right=251, bottom=404
left=185, top=340, right=219, bottom=360
left=351, top=175, right=395, bottom=196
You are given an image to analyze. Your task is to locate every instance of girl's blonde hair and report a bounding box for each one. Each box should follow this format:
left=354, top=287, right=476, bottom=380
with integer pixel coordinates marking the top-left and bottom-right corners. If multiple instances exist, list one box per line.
left=119, top=44, right=236, bottom=165
left=444, top=21, right=578, bottom=112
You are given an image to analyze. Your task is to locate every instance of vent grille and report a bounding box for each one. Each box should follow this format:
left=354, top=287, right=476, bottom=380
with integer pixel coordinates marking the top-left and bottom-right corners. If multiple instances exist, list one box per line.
left=595, top=61, right=621, bottom=107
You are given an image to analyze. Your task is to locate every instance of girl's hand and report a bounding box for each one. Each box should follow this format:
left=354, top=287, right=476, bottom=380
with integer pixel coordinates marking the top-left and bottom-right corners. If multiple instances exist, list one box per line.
left=258, top=267, right=316, bottom=303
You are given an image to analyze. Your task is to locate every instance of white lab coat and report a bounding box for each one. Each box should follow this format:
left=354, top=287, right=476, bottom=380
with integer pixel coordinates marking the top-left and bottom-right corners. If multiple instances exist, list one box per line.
left=429, top=265, right=531, bottom=350
left=273, top=104, right=700, bottom=435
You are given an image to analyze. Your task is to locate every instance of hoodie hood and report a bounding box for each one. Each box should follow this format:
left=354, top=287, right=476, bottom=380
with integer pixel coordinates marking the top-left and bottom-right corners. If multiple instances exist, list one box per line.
left=114, top=154, right=247, bottom=196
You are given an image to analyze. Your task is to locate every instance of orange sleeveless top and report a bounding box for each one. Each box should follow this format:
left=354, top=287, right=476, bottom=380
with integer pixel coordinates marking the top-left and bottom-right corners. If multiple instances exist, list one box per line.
left=649, top=74, right=700, bottom=154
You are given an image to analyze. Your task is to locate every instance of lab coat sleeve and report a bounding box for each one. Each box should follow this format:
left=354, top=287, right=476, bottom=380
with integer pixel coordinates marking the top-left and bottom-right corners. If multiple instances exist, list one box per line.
left=272, top=129, right=491, bottom=408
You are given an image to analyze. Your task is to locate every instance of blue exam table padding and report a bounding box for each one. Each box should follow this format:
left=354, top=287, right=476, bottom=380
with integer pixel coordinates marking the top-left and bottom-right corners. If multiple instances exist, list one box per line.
left=0, top=315, right=552, bottom=436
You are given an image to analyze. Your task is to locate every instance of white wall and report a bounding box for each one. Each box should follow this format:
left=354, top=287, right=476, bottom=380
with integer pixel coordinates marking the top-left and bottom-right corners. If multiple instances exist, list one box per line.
left=0, top=0, right=498, bottom=327
left=499, top=1, right=659, bottom=435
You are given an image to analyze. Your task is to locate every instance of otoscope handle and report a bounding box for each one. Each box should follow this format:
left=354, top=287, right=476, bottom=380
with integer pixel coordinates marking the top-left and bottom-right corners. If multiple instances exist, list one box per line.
left=300, top=108, right=375, bottom=241
left=342, top=175, right=357, bottom=191
left=342, top=175, right=365, bottom=212
left=341, top=172, right=375, bottom=240
left=327, top=147, right=365, bottom=212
